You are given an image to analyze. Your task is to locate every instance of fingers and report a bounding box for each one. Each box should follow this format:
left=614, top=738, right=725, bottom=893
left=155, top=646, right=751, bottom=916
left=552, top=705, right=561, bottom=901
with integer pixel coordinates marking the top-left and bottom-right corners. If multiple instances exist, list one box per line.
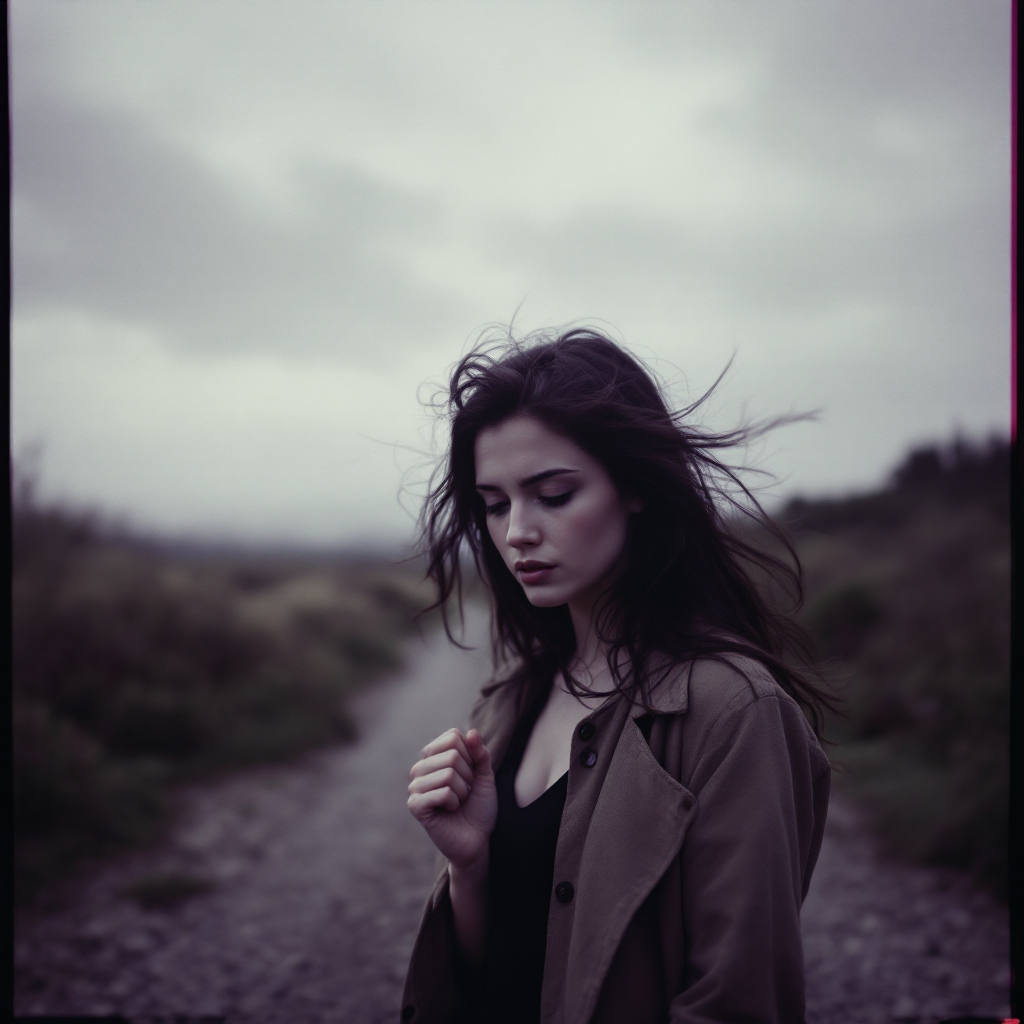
left=411, top=727, right=475, bottom=780
left=409, top=746, right=474, bottom=788
left=420, top=727, right=471, bottom=764
left=408, top=766, right=471, bottom=802
left=465, top=729, right=493, bottom=771
left=407, top=786, right=460, bottom=819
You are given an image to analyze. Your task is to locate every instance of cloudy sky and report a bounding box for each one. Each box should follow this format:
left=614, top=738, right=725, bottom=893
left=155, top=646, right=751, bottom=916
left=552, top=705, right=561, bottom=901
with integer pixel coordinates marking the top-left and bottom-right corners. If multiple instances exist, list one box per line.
left=10, top=1, right=1012, bottom=546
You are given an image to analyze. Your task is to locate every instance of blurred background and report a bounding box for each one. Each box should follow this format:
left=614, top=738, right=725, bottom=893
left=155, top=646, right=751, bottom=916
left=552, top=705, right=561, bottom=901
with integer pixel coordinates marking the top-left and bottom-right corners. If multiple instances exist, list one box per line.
left=10, top=0, right=1011, bottom=938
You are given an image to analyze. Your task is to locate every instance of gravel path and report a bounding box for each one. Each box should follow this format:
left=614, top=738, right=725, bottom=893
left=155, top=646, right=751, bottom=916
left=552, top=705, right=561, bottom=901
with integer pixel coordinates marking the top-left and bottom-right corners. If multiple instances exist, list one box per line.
left=14, top=609, right=1011, bottom=1023
left=802, top=798, right=1010, bottom=1023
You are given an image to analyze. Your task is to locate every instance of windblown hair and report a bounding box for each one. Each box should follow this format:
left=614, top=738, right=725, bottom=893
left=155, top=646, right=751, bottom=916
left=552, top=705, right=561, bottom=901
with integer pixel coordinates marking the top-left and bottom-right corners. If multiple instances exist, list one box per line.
left=420, top=327, right=838, bottom=737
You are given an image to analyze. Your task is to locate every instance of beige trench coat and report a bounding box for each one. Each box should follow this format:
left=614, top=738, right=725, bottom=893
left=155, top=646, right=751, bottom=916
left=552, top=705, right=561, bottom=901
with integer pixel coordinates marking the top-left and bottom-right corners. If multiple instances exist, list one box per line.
left=400, top=653, right=832, bottom=1024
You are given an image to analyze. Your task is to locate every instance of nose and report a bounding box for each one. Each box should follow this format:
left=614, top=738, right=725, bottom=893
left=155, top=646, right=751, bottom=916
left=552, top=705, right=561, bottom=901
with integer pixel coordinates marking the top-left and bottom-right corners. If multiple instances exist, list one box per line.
left=504, top=499, right=541, bottom=550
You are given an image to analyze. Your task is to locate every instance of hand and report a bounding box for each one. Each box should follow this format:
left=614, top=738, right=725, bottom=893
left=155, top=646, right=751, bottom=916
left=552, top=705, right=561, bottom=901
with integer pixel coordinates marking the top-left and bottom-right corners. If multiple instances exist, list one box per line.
left=408, top=727, right=497, bottom=870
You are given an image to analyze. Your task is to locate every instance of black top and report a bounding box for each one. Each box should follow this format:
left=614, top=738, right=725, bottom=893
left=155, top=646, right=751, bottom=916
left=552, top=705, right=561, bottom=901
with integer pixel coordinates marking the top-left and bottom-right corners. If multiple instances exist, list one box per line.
left=476, top=683, right=568, bottom=1024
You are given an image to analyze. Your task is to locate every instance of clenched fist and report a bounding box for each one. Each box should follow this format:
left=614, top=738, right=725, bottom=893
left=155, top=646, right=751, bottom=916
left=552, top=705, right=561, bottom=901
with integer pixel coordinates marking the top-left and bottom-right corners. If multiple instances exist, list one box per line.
left=407, top=727, right=497, bottom=871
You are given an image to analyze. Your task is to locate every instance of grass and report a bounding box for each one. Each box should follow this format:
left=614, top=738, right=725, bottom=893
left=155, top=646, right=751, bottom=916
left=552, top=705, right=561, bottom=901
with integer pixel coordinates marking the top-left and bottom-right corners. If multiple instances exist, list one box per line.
left=775, top=435, right=1010, bottom=898
left=12, top=489, right=435, bottom=907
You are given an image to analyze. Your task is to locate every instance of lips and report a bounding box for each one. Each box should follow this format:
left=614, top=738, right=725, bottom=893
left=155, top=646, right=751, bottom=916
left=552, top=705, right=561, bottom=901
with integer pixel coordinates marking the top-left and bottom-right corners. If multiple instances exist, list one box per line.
left=515, top=560, right=555, bottom=572
left=515, top=560, right=556, bottom=585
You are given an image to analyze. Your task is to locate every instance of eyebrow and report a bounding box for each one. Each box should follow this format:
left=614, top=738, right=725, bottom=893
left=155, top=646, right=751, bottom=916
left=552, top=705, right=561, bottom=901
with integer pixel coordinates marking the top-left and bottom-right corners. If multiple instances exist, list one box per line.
left=475, top=468, right=580, bottom=492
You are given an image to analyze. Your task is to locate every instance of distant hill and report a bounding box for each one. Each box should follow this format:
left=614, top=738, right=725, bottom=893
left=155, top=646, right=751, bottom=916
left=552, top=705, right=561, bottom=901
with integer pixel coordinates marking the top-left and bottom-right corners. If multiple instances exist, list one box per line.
left=780, top=434, right=1010, bottom=532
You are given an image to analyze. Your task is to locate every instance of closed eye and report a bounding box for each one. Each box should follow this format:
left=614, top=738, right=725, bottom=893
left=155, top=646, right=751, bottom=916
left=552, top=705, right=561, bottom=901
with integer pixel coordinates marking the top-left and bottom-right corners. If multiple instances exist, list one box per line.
left=484, top=500, right=510, bottom=516
left=540, top=491, right=574, bottom=507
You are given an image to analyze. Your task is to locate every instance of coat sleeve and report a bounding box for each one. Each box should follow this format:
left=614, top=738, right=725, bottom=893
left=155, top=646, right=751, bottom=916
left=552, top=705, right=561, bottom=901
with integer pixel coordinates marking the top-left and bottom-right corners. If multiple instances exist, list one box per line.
left=399, top=863, right=480, bottom=1024
left=668, top=691, right=830, bottom=1024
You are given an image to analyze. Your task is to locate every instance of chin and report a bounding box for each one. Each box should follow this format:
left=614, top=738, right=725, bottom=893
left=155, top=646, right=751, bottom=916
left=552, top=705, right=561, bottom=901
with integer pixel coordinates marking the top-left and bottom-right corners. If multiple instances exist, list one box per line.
left=521, top=585, right=572, bottom=608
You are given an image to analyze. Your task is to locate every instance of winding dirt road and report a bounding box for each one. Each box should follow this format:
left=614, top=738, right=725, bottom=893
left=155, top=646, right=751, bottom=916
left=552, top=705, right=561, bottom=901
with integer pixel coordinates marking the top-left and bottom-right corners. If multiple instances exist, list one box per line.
left=14, top=607, right=1010, bottom=1023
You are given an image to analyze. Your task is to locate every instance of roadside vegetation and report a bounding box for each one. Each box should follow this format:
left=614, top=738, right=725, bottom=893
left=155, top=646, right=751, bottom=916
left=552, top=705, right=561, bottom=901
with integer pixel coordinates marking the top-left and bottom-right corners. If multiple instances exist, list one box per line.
left=12, top=438, right=1010, bottom=905
left=12, top=478, right=433, bottom=907
left=778, top=436, right=1010, bottom=899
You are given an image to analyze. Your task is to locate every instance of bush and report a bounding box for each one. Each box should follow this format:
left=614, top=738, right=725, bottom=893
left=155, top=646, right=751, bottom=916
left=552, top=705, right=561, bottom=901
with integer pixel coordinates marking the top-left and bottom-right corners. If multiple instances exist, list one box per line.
left=11, top=489, right=432, bottom=905
left=783, top=436, right=1010, bottom=898
left=803, top=582, right=885, bottom=660
left=13, top=700, right=167, bottom=901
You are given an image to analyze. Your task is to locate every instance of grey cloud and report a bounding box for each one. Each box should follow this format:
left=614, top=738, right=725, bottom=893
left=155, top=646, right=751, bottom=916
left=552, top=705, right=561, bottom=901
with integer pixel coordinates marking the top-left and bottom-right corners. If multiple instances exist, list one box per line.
left=762, top=1, right=1010, bottom=119
left=12, top=89, right=467, bottom=360
left=613, top=2, right=1009, bottom=219
left=481, top=10, right=1008, bottom=345
left=617, top=1, right=1008, bottom=115
left=488, top=191, right=1006, bottom=339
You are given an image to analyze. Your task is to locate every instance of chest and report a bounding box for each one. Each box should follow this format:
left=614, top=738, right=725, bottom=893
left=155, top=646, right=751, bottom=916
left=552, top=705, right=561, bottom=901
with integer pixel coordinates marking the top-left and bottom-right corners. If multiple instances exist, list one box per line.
left=514, top=680, right=605, bottom=806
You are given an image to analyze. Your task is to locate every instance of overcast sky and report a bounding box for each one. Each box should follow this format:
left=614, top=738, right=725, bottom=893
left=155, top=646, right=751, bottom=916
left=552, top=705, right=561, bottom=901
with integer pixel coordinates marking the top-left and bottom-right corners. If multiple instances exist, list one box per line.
left=10, top=1, right=1012, bottom=546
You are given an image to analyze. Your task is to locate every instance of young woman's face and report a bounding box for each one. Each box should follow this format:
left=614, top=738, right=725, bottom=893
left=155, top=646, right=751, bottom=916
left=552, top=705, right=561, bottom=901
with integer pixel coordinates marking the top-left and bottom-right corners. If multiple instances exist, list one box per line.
left=474, top=415, right=641, bottom=611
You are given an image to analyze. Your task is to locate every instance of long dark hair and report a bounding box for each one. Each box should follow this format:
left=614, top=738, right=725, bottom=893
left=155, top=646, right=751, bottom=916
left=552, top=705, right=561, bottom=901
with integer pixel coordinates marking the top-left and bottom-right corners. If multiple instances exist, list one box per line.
left=420, top=327, right=839, bottom=737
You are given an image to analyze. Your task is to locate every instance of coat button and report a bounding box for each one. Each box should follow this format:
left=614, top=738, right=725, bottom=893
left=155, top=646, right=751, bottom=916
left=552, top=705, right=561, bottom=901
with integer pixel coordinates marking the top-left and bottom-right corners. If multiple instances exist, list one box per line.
left=555, top=881, right=575, bottom=903
left=577, top=721, right=595, bottom=741
left=579, top=747, right=598, bottom=768
left=401, top=1006, right=416, bottom=1021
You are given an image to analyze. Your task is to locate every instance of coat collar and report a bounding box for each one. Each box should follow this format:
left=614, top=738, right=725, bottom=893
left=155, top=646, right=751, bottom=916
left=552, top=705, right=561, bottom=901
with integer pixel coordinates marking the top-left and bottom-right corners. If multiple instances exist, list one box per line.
left=628, top=655, right=691, bottom=716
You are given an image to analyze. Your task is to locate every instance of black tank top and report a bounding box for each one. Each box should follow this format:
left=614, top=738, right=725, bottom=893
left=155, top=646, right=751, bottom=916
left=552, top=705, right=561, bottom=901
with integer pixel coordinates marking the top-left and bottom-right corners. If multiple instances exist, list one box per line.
left=477, top=683, right=569, bottom=1024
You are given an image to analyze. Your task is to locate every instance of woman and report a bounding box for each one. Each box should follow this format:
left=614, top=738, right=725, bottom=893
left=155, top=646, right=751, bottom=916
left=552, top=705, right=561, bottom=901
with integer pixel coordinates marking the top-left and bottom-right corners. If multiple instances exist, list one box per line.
left=401, top=329, right=834, bottom=1024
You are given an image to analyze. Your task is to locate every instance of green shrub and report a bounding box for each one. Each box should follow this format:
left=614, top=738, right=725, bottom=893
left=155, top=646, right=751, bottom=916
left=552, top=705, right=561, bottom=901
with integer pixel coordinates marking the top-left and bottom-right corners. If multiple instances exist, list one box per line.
left=11, top=490, right=431, bottom=905
left=13, top=700, right=167, bottom=903
left=785, top=436, right=1010, bottom=898
left=804, top=582, right=885, bottom=660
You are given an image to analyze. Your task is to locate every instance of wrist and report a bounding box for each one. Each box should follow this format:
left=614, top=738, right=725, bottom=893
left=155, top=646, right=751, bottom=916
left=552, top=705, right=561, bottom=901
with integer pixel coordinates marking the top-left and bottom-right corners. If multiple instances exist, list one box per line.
left=448, top=849, right=489, bottom=887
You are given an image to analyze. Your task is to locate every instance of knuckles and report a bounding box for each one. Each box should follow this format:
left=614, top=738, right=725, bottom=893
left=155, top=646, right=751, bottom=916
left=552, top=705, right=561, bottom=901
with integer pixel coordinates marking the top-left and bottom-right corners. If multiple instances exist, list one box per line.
left=409, top=728, right=474, bottom=792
